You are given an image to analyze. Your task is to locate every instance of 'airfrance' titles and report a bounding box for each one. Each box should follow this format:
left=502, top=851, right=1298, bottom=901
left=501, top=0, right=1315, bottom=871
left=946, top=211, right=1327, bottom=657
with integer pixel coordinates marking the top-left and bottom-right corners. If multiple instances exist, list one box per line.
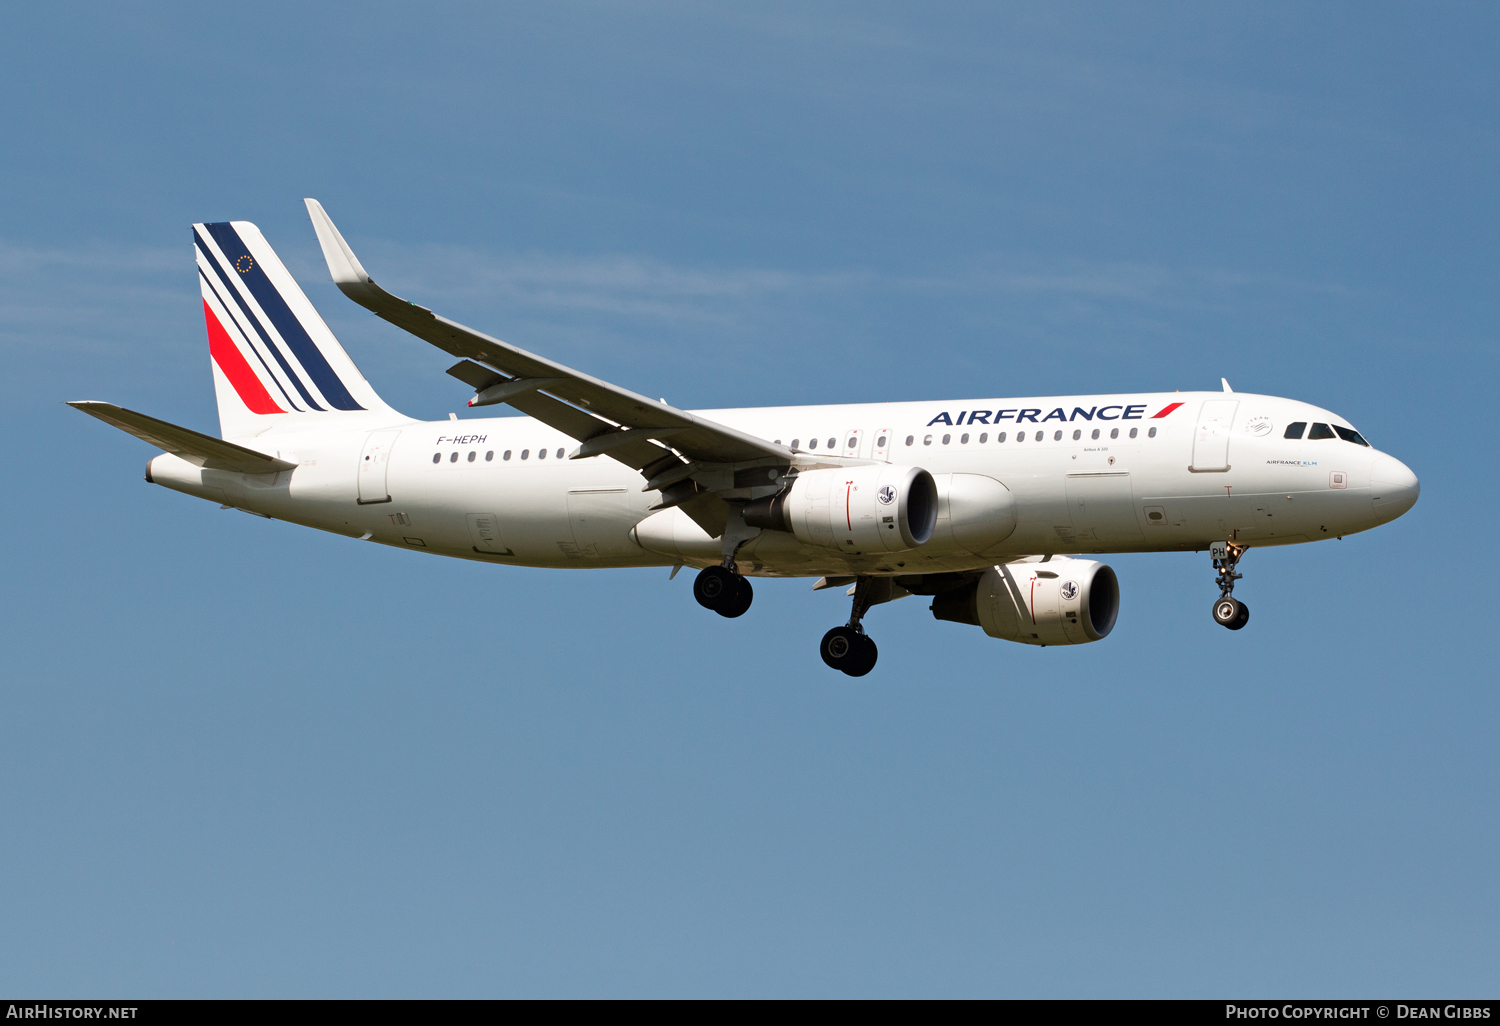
left=926, top=401, right=1184, bottom=428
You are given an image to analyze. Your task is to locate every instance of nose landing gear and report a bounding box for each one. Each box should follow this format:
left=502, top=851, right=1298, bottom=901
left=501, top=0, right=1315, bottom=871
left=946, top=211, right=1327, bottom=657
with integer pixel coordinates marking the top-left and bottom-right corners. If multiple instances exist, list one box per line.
left=694, top=565, right=753, bottom=618
left=1210, top=541, right=1250, bottom=630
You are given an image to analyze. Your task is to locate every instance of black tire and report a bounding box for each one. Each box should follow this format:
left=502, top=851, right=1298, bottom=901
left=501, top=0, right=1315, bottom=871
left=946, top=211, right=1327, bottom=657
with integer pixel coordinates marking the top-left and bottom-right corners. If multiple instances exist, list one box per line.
left=845, top=634, right=878, bottom=677
left=820, top=626, right=861, bottom=671
left=1213, top=596, right=1243, bottom=628
left=694, top=566, right=734, bottom=611
left=1228, top=600, right=1249, bottom=631
left=718, top=574, right=754, bottom=618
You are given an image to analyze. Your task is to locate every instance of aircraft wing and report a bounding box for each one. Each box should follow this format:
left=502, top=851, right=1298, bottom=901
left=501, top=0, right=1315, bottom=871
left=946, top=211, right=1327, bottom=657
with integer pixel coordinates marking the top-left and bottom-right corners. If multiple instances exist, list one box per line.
left=304, top=199, right=791, bottom=476
left=68, top=402, right=297, bottom=474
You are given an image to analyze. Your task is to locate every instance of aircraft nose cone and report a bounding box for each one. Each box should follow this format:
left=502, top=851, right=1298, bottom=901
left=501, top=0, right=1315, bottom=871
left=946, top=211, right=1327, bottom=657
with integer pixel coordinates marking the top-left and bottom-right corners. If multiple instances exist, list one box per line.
left=1370, top=455, right=1419, bottom=521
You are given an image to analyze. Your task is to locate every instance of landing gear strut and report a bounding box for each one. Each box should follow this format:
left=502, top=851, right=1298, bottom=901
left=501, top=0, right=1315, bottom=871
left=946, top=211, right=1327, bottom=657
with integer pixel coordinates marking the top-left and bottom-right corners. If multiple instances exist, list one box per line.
left=694, top=565, right=753, bottom=618
left=821, top=577, right=887, bottom=677
left=1210, top=541, right=1250, bottom=630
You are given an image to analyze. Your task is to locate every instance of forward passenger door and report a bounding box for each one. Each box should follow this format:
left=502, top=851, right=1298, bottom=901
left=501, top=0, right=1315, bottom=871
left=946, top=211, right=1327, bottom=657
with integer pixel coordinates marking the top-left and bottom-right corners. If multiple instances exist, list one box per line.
left=1191, top=401, right=1238, bottom=472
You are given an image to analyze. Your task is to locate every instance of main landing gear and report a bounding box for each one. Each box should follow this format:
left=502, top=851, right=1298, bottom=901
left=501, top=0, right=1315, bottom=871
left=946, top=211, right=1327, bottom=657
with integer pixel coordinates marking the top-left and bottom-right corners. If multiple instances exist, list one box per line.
left=1210, top=541, right=1250, bottom=630
left=694, top=565, right=753, bottom=618
left=821, top=577, right=890, bottom=677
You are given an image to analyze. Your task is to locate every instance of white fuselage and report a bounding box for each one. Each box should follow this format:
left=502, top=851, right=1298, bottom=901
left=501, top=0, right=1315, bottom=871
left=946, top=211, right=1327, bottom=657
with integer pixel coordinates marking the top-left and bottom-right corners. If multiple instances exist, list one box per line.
left=144, top=390, right=1417, bottom=578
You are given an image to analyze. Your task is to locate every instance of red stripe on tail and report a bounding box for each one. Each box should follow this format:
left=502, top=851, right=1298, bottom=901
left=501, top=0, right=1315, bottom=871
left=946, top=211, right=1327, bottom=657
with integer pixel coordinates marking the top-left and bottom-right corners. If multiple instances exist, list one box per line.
left=204, top=301, right=284, bottom=415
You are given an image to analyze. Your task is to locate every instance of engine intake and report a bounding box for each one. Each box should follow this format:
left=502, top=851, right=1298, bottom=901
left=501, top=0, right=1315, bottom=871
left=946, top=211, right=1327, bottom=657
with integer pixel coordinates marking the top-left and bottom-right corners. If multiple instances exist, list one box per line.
left=744, top=465, right=938, bottom=553
left=931, top=557, right=1119, bottom=646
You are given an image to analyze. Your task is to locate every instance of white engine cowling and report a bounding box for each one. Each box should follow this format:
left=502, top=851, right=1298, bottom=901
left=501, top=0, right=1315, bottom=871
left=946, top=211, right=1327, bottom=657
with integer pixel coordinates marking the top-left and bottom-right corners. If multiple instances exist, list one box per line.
left=744, top=465, right=938, bottom=553
left=930, top=557, right=1119, bottom=646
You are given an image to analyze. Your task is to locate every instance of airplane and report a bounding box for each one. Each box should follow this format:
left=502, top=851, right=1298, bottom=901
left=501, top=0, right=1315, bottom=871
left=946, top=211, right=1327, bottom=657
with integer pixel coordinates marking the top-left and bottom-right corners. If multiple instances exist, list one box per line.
left=70, top=200, right=1420, bottom=676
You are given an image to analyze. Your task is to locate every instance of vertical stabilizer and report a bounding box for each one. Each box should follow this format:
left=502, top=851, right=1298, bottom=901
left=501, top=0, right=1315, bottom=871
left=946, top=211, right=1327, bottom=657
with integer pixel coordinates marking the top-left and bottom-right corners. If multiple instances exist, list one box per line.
left=193, top=220, right=394, bottom=438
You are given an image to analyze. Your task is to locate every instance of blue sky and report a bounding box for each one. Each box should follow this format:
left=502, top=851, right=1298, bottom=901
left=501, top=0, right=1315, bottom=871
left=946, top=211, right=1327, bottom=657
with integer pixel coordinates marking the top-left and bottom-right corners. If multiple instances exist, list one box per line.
left=1, top=2, right=1496, bottom=997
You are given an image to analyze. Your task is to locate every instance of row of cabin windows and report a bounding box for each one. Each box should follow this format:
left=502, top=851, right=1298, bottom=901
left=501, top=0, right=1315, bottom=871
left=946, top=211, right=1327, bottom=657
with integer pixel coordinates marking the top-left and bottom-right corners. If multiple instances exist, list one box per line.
left=431, top=447, right=567, bottom=464
left=1284, top=422, right=1369, bottom=446
left=770, top=427, right=1156, bottom=450
left=908, top=426, right=1154, bottom=446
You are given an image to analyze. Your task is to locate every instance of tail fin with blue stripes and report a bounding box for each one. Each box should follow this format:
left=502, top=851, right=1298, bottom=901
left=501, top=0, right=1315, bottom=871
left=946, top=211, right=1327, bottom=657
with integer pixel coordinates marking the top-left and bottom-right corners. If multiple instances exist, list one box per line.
left=193, top=220, right=393, bottom=438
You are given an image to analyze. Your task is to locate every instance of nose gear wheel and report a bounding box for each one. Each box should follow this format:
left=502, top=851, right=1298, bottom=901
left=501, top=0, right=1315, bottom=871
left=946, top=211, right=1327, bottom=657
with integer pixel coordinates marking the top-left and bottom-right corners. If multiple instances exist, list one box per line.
left=1213, top=596, right=1250, bottom=630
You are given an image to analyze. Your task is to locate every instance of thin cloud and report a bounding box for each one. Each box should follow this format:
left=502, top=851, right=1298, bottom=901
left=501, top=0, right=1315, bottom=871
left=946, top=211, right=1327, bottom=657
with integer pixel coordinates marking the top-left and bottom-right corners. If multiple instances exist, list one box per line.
left=2, top=236, right=1356, bottom=358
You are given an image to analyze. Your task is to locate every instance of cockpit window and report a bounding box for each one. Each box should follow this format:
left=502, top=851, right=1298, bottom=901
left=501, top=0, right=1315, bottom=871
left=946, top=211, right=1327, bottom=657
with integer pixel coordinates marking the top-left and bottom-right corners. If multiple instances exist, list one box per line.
left=1284, top=422, right=1306, bottom=439
left=1308, top=422, right=1335, bottom=440
left=1334, top=426, right=1369, bottom=446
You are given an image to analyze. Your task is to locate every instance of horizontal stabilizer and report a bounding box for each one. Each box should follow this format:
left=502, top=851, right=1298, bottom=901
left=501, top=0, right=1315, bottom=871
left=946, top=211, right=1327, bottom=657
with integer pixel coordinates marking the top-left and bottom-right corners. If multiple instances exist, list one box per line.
left=68, top=402, right=296, bottom=474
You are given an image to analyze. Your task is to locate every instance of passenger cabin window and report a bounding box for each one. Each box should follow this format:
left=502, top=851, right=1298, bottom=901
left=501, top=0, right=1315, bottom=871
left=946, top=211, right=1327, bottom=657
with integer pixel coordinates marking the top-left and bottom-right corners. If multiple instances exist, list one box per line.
left=1129, top=427, right=1138, bottom=439
left=485, top=451, right=494, bottom=461
left=1110, top=428, right=1119, bottom=439
left=905, top=435, right=914, bottom=446
left=923, top=434, right=933, bottom=445
left=791, top=439, right=800, bottom=449
left=979, top=433, right=988, bottom=443
left=467, top=451, right=476, bottom=462
left=538, top=447, right=547, bottom=459
left=808, top=438, right=817, bottom=449
left=432, top=452, right=441, bottom=464
left=1148, top=426, right=1157, bottom=438
left=1091, top=428, right=1100, bottom=440
left=1334, top=426, right=1370, bottom=446
left=504, top=450, right=512, bottom=460
left=960, top=433, right=969, bottom=444
left=1053, top=430, right=1062, bottom=441
left=996, top=432, right=1006, bottom=442
left=877, top=435, right=887, bottom=447
left=1284, top=422, right=1307, bottom=439
left=556, top=448, right=565, bottom=459
left=521, top=449, right=530, bottom=460
left=826, top=437, right=835, bottom=449
left=449, top=452, right=458, bottom=463
left=1309, top=422, right=1335, bottom=440
left=942, top=434, right=951, bottom=445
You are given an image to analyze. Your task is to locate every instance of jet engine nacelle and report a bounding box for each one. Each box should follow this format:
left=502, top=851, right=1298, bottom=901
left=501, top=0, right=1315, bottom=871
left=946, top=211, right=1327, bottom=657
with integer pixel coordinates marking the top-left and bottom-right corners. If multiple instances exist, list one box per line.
left=930, top=557, right=1119, bottom=646
left=744, top=465, right=938, bottom=553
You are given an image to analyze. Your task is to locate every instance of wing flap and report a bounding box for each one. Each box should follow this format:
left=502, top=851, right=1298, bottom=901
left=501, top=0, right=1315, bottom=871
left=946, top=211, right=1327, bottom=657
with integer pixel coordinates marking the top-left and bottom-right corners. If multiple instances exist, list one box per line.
left=68, top=401, right=296, bottom=474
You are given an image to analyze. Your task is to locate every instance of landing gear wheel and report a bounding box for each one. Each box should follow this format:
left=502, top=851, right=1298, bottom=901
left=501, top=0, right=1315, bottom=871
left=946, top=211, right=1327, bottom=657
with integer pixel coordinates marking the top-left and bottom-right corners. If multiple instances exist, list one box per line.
left=820, top=627, right=878, bottom=676
left=694, top=566, right=753, bottom=618
left=694, top=566, right=732, bottom=610
left=720, top=574, right=754, bottom=618
left=1213, top=596, right=1249, bottom=630
left=849, top=634, right=878, bottom=676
